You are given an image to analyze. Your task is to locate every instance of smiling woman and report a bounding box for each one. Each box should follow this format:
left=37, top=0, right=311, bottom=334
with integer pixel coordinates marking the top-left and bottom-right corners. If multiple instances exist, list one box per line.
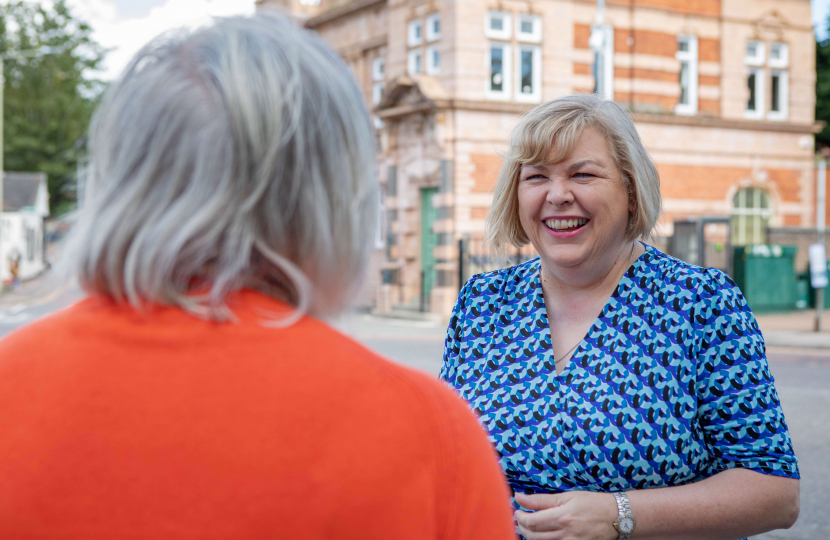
left=440, top=94, right=801, bottom=540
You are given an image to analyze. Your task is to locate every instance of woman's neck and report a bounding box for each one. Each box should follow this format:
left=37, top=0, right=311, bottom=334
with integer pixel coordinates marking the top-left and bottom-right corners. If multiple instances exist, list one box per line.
left=540, top=240, right=643, bottom=307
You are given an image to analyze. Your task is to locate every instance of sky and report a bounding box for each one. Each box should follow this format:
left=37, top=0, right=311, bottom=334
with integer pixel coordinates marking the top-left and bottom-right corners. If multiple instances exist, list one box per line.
left=20, top=0, right=257, bottom=80
left=816, top=0, right=830, bottom=40
left=7, top=0, right=830, bottom=80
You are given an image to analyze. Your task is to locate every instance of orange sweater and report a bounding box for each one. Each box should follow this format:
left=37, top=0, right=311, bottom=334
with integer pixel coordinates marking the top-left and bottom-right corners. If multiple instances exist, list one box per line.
left=0, top=291, right=514, bottom=539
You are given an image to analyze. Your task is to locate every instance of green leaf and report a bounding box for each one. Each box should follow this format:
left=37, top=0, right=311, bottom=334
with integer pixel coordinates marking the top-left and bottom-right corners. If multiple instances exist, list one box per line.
left=1, top=0, right=107, bottom=213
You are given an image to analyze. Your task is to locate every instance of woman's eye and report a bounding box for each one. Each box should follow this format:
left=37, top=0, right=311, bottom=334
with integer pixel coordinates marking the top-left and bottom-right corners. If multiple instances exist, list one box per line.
left=573, top=172, right=595, bottom=178
left=523, top=174, right=546, bottom=181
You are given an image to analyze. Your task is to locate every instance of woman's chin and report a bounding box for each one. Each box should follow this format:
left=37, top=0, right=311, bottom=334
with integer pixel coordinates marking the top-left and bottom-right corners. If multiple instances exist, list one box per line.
left=541, top=252, right=587, bottom=270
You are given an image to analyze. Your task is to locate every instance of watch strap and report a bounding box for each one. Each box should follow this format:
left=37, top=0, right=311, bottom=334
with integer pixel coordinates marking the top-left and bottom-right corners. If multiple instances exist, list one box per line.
left=613, top=492, right=634, bottom=540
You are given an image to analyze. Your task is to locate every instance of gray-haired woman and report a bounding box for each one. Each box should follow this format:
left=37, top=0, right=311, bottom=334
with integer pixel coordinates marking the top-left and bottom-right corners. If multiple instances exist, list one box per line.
left=0, top=14, right=515, bottom=539
left=440, top=94, right=800, bottom=540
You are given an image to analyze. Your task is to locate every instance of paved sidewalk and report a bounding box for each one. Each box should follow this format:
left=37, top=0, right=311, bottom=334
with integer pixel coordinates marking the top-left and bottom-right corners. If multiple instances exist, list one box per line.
left=0, top=271, right=68, bottom=309
left=755, top=310, right=830, bottom=350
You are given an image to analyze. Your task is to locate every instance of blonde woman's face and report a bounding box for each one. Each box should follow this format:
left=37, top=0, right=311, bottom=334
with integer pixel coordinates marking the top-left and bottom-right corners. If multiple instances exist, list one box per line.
left=516, top=127, right=632, bottom=273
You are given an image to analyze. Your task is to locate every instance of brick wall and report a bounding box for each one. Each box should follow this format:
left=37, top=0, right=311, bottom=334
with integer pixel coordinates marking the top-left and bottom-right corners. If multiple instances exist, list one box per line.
left=600, top=0, right=721, bottom=17
left=698, top=38, right=720, bottom=62
left=659, top=164, right=751, bottom=199
left=471, top=153, right=503, bottom=193
left=767, top=169, right=803, bottom=203
left=659, top=164, right=803, bottom=205
left=574, top=23, right=721, bottom=115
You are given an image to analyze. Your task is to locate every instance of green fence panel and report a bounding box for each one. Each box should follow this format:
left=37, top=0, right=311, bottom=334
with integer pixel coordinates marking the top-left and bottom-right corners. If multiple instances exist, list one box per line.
left=795, top=272, right=809, bottom=310
left=732, top=245, right=797, bottom=314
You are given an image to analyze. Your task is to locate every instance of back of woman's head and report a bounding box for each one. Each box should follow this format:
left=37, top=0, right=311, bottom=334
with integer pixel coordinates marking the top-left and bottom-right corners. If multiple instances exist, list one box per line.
left=64, top=13, right=378, bottom=322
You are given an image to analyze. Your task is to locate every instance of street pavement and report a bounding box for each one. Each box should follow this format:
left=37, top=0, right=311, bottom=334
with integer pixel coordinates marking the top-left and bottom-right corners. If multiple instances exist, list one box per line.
left=1, top=283, right=828, bottom=538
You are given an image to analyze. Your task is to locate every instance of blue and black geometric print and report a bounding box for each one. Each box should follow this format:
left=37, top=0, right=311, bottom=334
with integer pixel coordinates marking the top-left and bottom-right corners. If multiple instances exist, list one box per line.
left=440, top=244, right=799, bottom=501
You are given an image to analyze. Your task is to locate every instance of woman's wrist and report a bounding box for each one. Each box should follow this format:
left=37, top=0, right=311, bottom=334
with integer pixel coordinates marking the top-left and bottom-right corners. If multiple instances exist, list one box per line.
left=612, top=492, right=636, bottom=539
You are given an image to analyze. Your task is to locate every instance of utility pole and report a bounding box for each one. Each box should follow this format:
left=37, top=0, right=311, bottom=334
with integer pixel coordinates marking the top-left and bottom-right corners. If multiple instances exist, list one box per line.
left=815, top=157, right=827, bottom=332
left=589, top=0, right=609, bottom=99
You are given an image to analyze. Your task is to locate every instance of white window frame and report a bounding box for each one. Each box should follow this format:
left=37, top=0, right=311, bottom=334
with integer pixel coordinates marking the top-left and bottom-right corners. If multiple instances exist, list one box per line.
left=745, top=40, right=765, bottom=66
left=372, top=57, right=384, bottom=81
left=516, top=14, right=542, bottom=43
left=675, top=35, right=698, bottom=116
left=26, top=228, right=35, bottom=261
left=407, top=49, right=422, bottom=75
left=485, top=11, right=511, bottom=40
left=768, top=69, right=789, bottom=121
left=375, top=191, right=385, bottom=248
left=769, top=42, right=789, bottom=69
left=426, top=45, right=440, bottom=75
left=486, top=42, right=511, bottom=100
left=515, top=45, right=542, bottom=103
left=426, top=13, right=441, bottom=42
left=407, top=19, right=423, bottom=47
left=744, top=66, right=764, bottom=119
left=372, top=82, right=385, bottom=105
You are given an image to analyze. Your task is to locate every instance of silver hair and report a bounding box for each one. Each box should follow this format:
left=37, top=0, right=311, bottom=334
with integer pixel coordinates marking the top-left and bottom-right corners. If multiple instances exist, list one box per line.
left=61, top=13, right=378, bottom=323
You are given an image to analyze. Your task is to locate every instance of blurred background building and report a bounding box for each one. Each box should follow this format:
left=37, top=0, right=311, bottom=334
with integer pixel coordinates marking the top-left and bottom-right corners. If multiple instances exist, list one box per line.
left=0, top=172, right=49, bottom=285
left=258, top=0, right=820, bottom=316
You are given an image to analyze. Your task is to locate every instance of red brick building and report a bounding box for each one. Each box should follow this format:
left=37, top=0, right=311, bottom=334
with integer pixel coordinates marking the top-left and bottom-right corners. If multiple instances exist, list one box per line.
left=258, top=0, right=820, bottom=315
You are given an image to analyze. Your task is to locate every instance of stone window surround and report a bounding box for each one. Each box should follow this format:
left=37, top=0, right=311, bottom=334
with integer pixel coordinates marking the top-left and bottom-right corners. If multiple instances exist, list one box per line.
left=426, top=44, right=440, bottom=75
left=675, top=35, right=698, bottom=116
left=426, top=13, right=441, bottom=42
left=407, top=19, right=423, bottom=47
left=515, top=44, right=541, bottom=103
left=407, top=48, right=423, bottom=75
left=485, top=10, right=542, bottom=103
left=744, top=40, right=789, bottom=121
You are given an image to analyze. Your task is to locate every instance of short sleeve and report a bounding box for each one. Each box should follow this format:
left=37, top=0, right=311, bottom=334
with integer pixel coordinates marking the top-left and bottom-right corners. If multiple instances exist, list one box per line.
left=439, top=278, right=474, bottom=386
left=694, top=269, right=800, bottom=479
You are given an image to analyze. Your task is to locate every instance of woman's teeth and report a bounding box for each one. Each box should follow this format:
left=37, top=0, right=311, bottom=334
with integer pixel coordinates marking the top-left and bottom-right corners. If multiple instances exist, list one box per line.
left=544, top=218, right=587, bottom=231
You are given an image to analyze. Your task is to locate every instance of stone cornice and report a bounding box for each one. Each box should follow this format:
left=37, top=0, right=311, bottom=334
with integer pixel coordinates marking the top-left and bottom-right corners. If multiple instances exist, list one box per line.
left=305, top=0, right=386, bottom=28
left=633, top=113, right=823, bottom=134
left=572, top=0, right=813, bottom=31
left=337, top=34, right=387, bottom=58
left=376, top=98, right=823, bottom=135
left=375, top=98, right=534, bottom=119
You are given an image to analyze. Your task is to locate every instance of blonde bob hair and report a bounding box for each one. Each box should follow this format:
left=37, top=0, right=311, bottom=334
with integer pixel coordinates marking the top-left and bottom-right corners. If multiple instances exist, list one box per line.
left=62, top=14, right=378, bottom=324
left=486, top=94, right=661, bottom=251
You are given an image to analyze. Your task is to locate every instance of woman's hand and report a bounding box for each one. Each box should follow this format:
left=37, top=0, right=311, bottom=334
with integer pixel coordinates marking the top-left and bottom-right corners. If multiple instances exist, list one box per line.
left=514, top=491, right=619, bottom=540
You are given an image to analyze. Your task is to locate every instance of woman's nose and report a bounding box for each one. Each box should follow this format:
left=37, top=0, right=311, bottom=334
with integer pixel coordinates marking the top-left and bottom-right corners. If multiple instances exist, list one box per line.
left=545, top=179, right=573, bottom=206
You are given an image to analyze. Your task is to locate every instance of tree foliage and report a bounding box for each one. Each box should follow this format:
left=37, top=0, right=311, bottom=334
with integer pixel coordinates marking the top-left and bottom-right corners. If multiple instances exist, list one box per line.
left=817, top=19, right=830, bottom=150
left=0, top=0, right=106, bottom=214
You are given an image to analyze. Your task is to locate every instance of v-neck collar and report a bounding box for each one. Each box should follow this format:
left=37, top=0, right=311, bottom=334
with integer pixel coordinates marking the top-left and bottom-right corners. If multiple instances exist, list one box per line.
left=530, top=242, right=650, bottom=378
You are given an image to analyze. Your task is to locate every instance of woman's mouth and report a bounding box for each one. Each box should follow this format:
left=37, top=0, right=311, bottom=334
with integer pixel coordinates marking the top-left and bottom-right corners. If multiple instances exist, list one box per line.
left=544, top=218, right=588, bottom=232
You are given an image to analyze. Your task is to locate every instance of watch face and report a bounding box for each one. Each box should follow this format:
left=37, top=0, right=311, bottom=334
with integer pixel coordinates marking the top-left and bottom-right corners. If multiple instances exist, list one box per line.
left=619, top=516, right=635, bottom=533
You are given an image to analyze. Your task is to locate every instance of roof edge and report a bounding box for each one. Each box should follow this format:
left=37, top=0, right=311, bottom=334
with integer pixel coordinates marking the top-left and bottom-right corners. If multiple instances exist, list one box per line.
left=305, top=0, right=386, bottom=28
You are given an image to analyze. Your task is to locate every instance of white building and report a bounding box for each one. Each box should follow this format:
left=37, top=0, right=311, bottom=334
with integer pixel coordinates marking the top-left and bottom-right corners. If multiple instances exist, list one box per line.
left=1, top=172, right=49, bottom=284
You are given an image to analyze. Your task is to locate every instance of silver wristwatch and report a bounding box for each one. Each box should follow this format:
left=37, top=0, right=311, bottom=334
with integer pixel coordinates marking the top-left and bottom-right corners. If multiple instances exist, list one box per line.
left=613, top=492, right=636, bottom=540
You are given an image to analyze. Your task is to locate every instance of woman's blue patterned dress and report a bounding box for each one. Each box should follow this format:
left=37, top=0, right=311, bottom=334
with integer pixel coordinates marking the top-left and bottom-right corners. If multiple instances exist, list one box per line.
left=440, top=245, right=799, bottom=504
